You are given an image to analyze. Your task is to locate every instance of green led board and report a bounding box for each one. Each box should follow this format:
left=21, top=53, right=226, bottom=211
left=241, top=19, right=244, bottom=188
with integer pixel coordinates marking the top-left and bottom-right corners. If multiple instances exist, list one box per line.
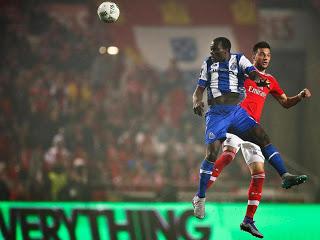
left=0, top=202, right=319, bottom=240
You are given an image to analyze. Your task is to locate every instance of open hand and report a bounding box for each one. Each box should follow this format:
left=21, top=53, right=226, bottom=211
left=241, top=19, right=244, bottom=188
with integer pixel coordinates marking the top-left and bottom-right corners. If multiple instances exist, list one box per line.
left=256, top=77, right=270, bottom=89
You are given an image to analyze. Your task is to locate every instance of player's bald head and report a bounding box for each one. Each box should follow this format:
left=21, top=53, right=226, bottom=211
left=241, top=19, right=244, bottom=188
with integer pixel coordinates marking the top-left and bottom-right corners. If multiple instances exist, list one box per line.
left=211, top=37, right=231, bottom=52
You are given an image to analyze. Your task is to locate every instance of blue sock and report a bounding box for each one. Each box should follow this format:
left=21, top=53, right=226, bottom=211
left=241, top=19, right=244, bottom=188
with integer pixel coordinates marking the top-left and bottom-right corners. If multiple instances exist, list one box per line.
left=197, top=159, right=214, bottom=198
left=244, top=216, right=253, bottom=223
left=262, top=144, right=287, bottom=177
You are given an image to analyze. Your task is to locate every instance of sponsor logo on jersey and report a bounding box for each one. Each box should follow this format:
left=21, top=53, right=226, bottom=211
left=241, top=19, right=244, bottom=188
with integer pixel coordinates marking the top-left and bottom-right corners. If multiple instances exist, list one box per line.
left=248, top=86, right=267, bottom=97
left=210, top=65, right=237, bottom=75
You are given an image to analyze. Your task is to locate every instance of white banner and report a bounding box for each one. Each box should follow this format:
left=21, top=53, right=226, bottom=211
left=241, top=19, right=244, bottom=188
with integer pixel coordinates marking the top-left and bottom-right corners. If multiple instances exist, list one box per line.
left=133, top=26, right=238, bottom=71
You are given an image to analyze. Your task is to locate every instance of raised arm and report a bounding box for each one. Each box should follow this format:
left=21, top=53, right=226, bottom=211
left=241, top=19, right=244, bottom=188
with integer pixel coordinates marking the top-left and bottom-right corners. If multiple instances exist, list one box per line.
left=274, top=88, right=311, bottom=109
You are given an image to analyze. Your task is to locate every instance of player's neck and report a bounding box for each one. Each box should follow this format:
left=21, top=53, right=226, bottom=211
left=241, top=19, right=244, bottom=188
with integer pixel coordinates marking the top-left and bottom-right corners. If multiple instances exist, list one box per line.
left=255, top=66, right=266, bottom=74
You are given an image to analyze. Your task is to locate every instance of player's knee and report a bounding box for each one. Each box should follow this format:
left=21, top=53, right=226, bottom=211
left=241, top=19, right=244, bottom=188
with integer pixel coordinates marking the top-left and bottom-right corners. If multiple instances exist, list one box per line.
left=250, top=126, right=271, bottom=147
left=205, top=152, right=217, bottom=163
left=206, top=141, right=221, bottom=162
left=223, top=145, right=237, bottom=154
left=249, top=162, right=265, bottom=174
left=261, top=133, right=270, bottom=147
left=255, top=132, right=271, bottom=148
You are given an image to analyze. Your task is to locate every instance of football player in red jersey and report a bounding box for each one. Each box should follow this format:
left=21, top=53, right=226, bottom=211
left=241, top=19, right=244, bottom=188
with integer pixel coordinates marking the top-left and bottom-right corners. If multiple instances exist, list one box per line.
left=206, top=41, right=311, bottom=238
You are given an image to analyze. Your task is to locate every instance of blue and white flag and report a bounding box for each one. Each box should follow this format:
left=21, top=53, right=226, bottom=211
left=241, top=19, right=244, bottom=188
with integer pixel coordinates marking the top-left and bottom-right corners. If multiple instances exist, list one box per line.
left=133, top=26, right=238, bottom=71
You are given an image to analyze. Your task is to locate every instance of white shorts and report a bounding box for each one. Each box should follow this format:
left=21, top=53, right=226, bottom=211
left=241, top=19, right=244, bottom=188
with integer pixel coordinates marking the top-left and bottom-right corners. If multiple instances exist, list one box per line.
left=223, top=133, right=265, bottom=165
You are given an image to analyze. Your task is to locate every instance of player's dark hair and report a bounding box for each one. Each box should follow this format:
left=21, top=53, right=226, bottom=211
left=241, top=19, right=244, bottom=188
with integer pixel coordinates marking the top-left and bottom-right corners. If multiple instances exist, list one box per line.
left=213, top=37, right=231, bottom=51
left=253, top=41, right=271, bottom=53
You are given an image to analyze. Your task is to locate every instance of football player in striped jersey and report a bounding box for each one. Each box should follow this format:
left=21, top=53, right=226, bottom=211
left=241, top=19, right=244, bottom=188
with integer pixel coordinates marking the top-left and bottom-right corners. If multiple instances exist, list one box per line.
left=192, top=37, right=310, bottom=238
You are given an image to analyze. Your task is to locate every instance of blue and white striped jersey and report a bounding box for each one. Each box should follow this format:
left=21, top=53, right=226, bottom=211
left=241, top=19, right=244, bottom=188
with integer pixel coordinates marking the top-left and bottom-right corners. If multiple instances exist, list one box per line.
left=197, top=53, right=256, bottom=99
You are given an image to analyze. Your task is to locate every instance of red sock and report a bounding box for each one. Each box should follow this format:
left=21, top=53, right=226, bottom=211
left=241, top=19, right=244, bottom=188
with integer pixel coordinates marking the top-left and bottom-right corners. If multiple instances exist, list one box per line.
left=245, top=172, right=265, bottom=219
left=207, top=150, right=235, bottom=189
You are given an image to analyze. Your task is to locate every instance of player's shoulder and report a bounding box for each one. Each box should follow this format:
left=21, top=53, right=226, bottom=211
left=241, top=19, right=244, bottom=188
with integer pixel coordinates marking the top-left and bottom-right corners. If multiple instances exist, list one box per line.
left=231, top=52, right=243, bottom=56
left=231, top=52, right=244, bottom=59
left=200, top=56, right=213, bottom=71
left=262, top=72, right=278, bottom=82
left=231, top=53, right=252, bottom=64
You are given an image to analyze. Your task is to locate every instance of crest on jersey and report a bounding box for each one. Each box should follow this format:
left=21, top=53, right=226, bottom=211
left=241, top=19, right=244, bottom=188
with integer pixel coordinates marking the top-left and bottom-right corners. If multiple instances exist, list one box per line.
left=230, top=61, right=237, bottom=70
left=208, top=132, right=216, bottom=139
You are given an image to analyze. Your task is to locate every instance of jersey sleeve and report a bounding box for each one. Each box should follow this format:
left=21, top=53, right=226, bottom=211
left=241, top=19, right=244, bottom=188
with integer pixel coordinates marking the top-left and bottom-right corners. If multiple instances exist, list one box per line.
left=197, top=60, right=208, bottom=88
left=239, top=55, right=256, bottom=75
left=270, top=76, right=284, bottom=97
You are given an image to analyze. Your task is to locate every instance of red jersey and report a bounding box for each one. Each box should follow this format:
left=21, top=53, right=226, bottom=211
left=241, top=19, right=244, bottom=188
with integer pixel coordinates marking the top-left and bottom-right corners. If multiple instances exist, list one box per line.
left=240, top=72, right=284, bottom=123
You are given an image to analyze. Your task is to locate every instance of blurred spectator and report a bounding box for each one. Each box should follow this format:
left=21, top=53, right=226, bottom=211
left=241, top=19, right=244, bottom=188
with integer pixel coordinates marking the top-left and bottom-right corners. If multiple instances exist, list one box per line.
left=58, top=158, right=90, bottom=201
left=0, top=163, right=10, bottom=200
left=48, top=164, right=67, bottom=200
left=44, top=130, right=71, bottom=168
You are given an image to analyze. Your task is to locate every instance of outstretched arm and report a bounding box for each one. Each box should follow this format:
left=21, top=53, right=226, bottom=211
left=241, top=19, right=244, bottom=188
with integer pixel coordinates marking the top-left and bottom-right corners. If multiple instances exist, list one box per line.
left=274, top=88, right=311, bottom=109
left=248, top=70, right=270, bottom=88
left=193, top=86, right=205, bottom=116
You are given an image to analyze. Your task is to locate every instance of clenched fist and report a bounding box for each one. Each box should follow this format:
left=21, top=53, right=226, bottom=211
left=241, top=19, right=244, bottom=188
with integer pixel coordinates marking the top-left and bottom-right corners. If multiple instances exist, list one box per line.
left=193, top=101, right=205, bottom=116
left=298, top=88, right=311, bottom=99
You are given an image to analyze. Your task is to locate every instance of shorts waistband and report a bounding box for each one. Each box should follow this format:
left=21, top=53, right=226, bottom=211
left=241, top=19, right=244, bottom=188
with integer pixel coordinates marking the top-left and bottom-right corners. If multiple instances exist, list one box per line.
left=208, top=92, right=242, bottom=106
